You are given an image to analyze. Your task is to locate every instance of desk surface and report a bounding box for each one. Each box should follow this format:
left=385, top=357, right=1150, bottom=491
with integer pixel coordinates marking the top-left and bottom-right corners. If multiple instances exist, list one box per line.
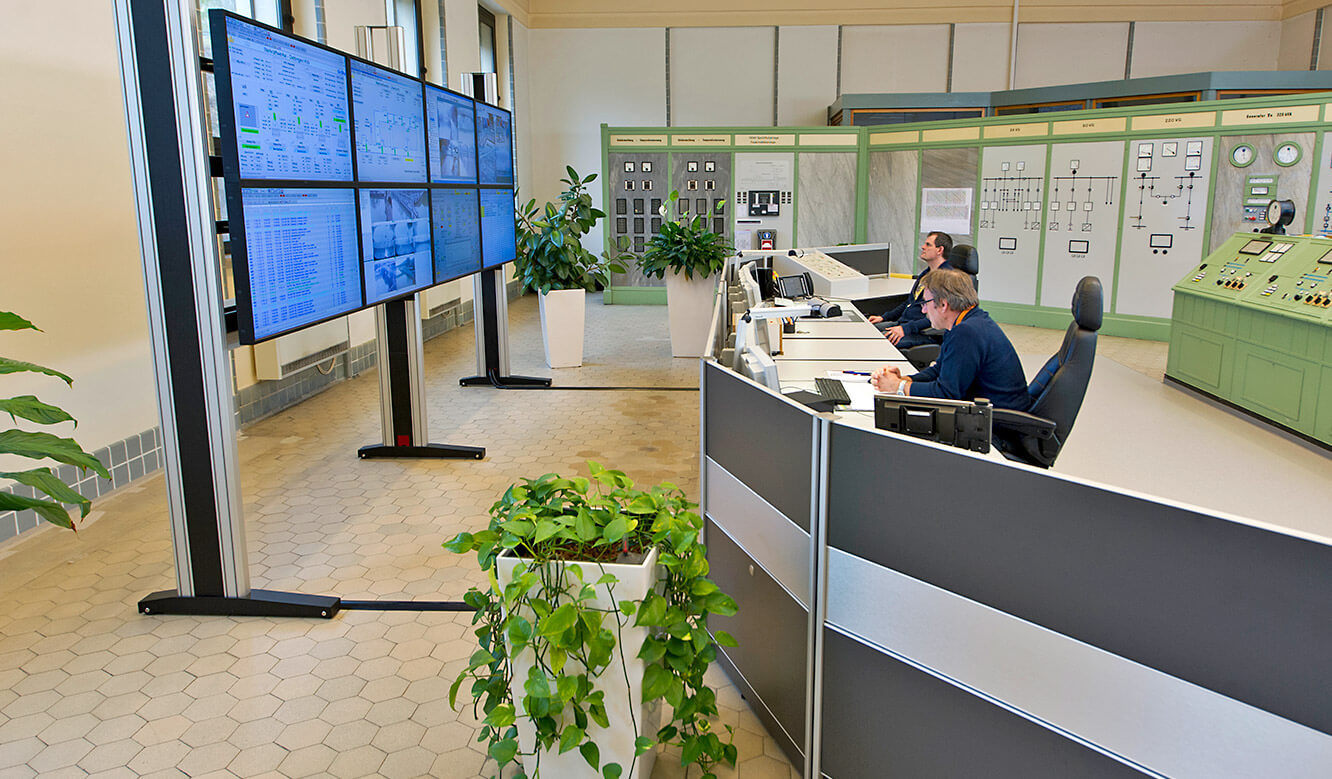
left=777, top=337, right=904, bottom=361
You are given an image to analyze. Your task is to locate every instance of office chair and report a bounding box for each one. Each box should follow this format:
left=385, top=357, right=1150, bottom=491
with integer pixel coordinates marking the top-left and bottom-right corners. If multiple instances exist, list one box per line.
left=901, top=244, right=979, bottom=370
left=991, top=276, right=1103, bottom=469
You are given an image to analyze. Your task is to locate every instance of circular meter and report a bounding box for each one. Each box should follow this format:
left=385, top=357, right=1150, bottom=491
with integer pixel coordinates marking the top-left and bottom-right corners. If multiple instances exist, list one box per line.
left=1274, top=142, right=1302, bottom=167
left=1265, top=199, right=1296, bottom=233
left=1230, top=144, right=1256, bottom=167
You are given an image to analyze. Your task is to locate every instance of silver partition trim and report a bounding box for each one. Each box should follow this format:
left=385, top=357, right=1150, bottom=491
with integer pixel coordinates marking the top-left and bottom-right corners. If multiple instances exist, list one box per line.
left=806, top=418, right=829, bottom=779
left=705, top=458, right=811, bottom=608
left=825, top=549, right=1332, bottom=778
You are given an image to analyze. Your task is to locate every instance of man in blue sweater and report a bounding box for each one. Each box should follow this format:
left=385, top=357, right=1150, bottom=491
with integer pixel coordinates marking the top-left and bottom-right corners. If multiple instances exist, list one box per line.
left=867, top=231, right=953, bottom=349
left=871, top=269, right=1031, bottom=411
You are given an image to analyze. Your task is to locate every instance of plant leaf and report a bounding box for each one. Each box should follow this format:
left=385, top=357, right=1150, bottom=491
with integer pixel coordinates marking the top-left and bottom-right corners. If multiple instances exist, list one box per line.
left=559, top=725, right=584, bottom=753
left=0, top=430, right=108, bottom=477
left=603, top=763, right=622, bottom=779
left=538, top=603, right=579, bottom=637
left=714, top=630, right=739, bottom=648
left=642, top=664, right=672, bottom=701
left=0, top=492, right=74, bottom=530
left=0, top=468, right=90, bottom=517
left=492, top=739, right=519, bottom=765
left=0, top=396, right=75, bottom=427
left=0, top=312, right=39, bottom=332
left=579, top=741, right=600, bottom=770
left=0, top=357, right=73, bottom=385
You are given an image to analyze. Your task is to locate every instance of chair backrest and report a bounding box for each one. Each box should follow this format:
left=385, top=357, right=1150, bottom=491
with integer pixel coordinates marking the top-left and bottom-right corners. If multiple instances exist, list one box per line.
left=949, top=244, right=979, bottom=292
left=1014, top=276, right=1103, bottom=465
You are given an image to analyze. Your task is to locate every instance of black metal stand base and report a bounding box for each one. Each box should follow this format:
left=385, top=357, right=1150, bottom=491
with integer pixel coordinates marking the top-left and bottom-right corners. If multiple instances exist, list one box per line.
left=358, top=443, right=485, bottom=460
left=460, top=370, right=552, bottom=389
left=139, top=589, right=340, bottom=618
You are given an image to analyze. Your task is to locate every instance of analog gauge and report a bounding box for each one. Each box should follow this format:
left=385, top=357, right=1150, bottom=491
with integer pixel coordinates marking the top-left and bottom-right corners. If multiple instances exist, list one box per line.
left=1274, top=142, right=1302, bottom=167
left=1230, top=144, right=1255, bottom=167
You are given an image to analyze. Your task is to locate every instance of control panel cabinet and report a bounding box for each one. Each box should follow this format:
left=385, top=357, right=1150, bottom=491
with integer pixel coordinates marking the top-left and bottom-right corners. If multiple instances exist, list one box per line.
left=1168, top=232, right=1332, bottom=446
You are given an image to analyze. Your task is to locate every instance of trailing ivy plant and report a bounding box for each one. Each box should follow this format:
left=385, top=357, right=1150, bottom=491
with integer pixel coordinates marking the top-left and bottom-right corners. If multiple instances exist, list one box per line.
left=515, top=167, right=632, bottom=295
left=444, top=461, right=739, bottom=779
left=638, top=191, right=733, bottom=281
left=0, top=311, right=110, bottom=530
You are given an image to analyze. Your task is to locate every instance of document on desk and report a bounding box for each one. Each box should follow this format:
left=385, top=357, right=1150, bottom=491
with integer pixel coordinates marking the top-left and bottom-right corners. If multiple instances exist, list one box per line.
left=825, top=372, right=878, bottom=411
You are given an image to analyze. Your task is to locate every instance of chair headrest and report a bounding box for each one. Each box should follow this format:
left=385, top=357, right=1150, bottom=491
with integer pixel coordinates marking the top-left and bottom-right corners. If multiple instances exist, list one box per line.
left=948, top=244, right=979, bottom=275
left=1073, top=276, right=1103, bottom=331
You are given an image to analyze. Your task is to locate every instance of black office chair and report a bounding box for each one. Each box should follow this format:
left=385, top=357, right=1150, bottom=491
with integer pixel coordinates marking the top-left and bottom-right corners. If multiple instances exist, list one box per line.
left=901, top=244, right=980, bottom=370
left=991, top=276, right=1103, bottom=469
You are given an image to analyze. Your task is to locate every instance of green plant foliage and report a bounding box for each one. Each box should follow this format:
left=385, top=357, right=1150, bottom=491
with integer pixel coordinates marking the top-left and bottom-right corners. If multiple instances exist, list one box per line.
left=638, top=191, right=734, bottom=281
left=444, top=462, right=739, bottom=779
left=514, top=167, right=633, bottom=295
left=0, top=311, right=109, bottom=530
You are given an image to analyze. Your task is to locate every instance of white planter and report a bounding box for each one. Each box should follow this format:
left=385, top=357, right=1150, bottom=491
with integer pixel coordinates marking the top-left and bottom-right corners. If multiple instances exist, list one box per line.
left=539, top=288, right=586, bottom=368
left=497, top=548, right=661, bottom=779
left=665, top=272, right=719, bottom=358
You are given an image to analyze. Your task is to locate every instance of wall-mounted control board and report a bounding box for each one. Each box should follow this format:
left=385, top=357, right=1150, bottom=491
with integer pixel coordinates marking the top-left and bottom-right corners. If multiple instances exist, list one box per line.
left=734, top=153, right=794, bottom=251
left=1039, top=141, right=1124, bottom=309
left=670, top=152, right=732, bottom=246
left=977, top=145, right=1047, bottom=306
left=608, top=152, right=669, bottom=286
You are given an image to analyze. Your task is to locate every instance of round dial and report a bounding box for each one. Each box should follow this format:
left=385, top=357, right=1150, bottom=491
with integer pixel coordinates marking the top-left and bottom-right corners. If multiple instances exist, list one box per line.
left=1230, top=144, right=1255, bottom=167
left=1274, top=142, right=1302, bottom=167
left=1266, top=199, right=1296, bottom=228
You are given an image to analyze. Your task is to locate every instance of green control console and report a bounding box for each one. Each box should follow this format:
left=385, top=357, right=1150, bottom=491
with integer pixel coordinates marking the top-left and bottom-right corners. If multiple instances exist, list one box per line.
left=1168, top=231, right=1332, bottom=447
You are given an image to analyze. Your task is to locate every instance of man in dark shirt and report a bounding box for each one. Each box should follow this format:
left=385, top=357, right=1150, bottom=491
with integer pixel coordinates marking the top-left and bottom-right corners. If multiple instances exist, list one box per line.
left=868, top=231, right=953, bottom=349
left=871, top=268, right=1031, bottom=412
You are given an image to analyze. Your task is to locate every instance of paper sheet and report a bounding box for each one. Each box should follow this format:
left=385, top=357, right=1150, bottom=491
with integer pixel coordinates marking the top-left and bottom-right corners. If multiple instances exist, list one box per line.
left=825, top=372, right=879, bottom=411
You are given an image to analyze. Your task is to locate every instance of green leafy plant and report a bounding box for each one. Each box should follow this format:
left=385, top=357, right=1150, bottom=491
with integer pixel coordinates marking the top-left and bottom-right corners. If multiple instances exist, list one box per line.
left=0, top=311, right=110, bottom=530
left=515, top=167, right=632, bottom=295
left=638, top=191, right=733, bottom=281
left=444, top=461, right=739, bottom=779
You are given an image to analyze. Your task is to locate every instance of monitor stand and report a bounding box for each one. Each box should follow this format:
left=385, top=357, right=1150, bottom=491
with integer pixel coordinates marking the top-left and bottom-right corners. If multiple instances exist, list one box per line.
left=459, top=267, right=552, bottom=389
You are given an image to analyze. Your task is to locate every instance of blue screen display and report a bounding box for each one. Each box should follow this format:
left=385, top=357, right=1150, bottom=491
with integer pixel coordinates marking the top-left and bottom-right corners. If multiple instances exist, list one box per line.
left=475, top=103, right=514, bottom=186
left=432, top=188, right=481, bottom=282
left=240, top=188, right=361, bottom=340
left=222, top=17, right=352, bottom=181
left=479, top=189, right=516, bottom=269
left=357, top=189, right=433, bottom=304
left=350, top=60, right=427, bottom=183
left=426, top=85, right=477, bottom=185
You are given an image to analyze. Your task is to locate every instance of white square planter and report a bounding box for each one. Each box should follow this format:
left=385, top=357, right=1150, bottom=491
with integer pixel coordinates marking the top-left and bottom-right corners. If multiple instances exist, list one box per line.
left=539, top=288, right=586, bottom=368
left=496, top=548, right=662, bottom=778
left=664, top=272, right=719, bottom=358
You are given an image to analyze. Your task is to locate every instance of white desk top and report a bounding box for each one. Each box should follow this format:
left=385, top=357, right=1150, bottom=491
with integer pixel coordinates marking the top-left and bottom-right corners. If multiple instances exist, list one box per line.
left=864, top=275, right=916, bottom=298
left=777, top=337, right=904, bottom=362
left=775, top=359, right=912, bottom=382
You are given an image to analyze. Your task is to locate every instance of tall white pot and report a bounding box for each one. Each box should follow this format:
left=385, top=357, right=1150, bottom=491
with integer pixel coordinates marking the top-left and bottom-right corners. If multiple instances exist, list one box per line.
left=665, top=271, right=719, bottom=358
left=539, top=288, right=586, bottom=368
left=497, top=548, right=661, bottom=779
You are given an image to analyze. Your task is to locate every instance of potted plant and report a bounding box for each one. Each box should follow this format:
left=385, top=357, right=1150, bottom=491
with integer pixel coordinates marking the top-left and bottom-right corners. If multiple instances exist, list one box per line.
left=0, top=310, right=110, bottom=530
left=639, top=192, right=733, bottom=358
left=444, top=461, right=739, bottom=779
left=515, top=168, right=630, bottom=368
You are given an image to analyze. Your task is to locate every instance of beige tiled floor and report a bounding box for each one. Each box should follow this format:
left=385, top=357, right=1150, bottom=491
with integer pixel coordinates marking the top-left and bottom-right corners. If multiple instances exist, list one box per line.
left=0, top=294, right=797, bottom=779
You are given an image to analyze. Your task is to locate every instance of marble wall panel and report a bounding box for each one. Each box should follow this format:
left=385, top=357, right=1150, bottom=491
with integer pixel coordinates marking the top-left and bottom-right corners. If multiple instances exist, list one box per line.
left=1209, top=133, right=1315, bottom=252
left=797, top=153, right=857, bottom=248
left=867, top=150, right=920, bottom=275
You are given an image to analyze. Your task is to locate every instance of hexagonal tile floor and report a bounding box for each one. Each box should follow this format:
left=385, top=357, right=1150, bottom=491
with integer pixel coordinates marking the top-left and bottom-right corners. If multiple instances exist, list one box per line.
left=0, top=294, right=799, bottom=778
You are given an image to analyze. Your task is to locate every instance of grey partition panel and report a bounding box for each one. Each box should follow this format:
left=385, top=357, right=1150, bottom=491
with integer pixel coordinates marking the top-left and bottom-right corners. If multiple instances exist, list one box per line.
left=819, top=630, right=1145, bottom=779
left=703, top=363, right=813, bottom=530
left=867, top=150, right=920, bottom=275
left=796, top=153, right=856, bottom=248
left=706, top=517, right=807, bottom=767
left=823, top=423, right=1332, bottom=739
left=1208, top=132, right=1315, bottom=252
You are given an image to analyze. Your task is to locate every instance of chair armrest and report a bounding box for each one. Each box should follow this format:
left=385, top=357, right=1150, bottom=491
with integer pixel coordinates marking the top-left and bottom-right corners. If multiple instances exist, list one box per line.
left=991, top=408, right=1056, bottom=440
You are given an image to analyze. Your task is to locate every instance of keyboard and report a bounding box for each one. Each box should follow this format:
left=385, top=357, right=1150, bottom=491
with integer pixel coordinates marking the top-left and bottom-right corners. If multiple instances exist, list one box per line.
left=814, top=377, right=852, bottom=405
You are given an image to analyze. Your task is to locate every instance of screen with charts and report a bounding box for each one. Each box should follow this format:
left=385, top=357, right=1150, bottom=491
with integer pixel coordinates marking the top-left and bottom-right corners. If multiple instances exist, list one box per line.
left=357, top=188, right=433, bottom=304
left=350, top=60, right=427, bottom=183
left=479, top=188, right=517, bottom=269
left=426, top=85, right=477, bottom=184
left=475, top=103, right=514, bottom=186
left=431, top=188, right=482, bottom=281
left=217, top=15, right=352, bottom=181
left=236, top=188, right=362, bottom=342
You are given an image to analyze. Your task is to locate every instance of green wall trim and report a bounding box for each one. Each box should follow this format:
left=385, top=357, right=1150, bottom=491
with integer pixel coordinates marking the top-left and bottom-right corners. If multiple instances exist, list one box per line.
left=605, top=286, right=667, bottom=305
left=985, top=301, right=1171, bottom=341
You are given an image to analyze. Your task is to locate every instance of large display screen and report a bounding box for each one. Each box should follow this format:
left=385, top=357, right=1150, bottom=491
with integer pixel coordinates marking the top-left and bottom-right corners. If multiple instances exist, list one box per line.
left=431, top=188, right=482, bottom=281
left=358, top=188, right=433, bottom=304
left=218, top=15, right=352, bottom=181
left=350, top=60, right=427, bottom=183
left=237, top=188, right=362, bottom=341
left=476, top=103, right=514, bottom=186
left=480, top=188, right=517, bottom=269
left=426, top=85, right=477, bottom=184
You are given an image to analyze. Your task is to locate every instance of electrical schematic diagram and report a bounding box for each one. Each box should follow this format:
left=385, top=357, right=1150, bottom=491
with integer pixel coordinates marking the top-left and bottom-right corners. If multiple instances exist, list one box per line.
left=1117, top=136, right=1213, bottom=318
left=1039, top=141, right=1124, bottom=308
left=978, top=145, right=1047, bottom=305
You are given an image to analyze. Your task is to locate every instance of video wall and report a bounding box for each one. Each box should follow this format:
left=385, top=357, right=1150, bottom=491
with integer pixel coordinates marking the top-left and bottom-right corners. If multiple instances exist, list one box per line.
left=211, top=10, right=516, bottom=344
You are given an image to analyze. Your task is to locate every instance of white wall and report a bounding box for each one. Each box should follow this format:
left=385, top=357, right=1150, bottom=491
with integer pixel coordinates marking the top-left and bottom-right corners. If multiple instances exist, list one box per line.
left=322, top=0, right=386, bottom=54
left=1015, top=23, right=1129, bottom=88
left=671, top=27, right=774, bottom=126
left=840, top=25, right=951, bottom=94
left=1130, top=21, right=1280, bottom=77
left=1278, top=11, right=1316, bottom=71
left=951, top=23, right=1011, bottom=92
left=777, top=25, right=838, bottom=125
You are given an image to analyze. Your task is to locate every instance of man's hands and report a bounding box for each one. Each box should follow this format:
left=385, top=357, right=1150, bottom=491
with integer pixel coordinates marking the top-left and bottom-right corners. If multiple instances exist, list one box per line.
left=867, top=315, right=883, bottom=324
left=884, top=325, right=905, bottom=344
left=872, top=366, right=903, bottom=393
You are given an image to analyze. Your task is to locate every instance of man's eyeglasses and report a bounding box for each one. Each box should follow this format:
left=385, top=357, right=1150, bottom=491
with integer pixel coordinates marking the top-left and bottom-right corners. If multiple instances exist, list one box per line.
left=921, top=295, right=936, bottom=308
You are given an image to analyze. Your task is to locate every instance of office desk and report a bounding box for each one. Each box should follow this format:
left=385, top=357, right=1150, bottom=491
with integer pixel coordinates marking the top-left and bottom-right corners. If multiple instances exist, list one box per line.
left=777, top=338, right=903, bottom=361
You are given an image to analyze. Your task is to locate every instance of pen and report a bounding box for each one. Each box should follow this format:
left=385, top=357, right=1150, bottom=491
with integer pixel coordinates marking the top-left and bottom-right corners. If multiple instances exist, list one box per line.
left=843, top=370, right=870, bottom=375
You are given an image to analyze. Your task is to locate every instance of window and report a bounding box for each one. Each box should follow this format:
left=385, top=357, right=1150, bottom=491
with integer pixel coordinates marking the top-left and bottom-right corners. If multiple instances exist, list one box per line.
left=478, top=5, right=496, bottom=73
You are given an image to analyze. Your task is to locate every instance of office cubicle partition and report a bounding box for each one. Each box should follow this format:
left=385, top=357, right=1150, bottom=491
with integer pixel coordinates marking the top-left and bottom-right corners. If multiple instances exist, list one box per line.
left=701, top=357, right=1332, bottom=777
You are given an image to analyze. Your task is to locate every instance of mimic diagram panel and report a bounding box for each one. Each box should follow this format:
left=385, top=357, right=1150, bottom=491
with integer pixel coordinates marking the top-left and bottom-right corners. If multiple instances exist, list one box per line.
left=734, top=153, right=794, bottom=251
left=1209, top=133, right=1314, bottom=252
left=1311, top=134, right=1332, bottom=236
left=608, top=152, right=669, bottom=287
left=1116, top=136, right=1212, bottom=318
left=977, top=145, right=1047, bottom=305
left=1039, top=141, right=1124, bottom=309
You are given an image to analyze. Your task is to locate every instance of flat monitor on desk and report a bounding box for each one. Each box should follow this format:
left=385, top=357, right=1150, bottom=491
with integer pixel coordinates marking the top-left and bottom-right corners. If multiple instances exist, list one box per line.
left=732, top=317, right=779, bottom=391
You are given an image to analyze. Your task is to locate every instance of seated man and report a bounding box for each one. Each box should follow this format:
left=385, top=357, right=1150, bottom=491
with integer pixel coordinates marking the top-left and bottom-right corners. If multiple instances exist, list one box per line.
left=867, top=231, right=953, bottom=349
left=871, top=268, right=1031, bottom=411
